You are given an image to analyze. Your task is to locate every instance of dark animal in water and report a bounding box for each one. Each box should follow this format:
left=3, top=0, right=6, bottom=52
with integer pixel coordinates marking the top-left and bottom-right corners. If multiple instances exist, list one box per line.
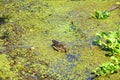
left=51, top=40, right=68, bottom=53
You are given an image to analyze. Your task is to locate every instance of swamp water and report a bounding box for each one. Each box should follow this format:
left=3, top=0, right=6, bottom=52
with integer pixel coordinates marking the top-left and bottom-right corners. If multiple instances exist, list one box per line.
left=0, top=0, right=120, bottom=80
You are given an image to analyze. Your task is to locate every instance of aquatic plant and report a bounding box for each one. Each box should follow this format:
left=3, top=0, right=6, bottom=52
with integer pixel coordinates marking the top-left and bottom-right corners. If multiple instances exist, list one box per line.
left=94, top=31, right=120, bottom=56
left=93, top=4, right=120, bottom=19
left=93, top=28, right=120, bottom=77
left=0, top=23, right=46, bottom=80
left=93, top=56, right=120, bottom=76
left=0, top=54, right=17, bottom=80
left=93, top=10, right=110, bottom=19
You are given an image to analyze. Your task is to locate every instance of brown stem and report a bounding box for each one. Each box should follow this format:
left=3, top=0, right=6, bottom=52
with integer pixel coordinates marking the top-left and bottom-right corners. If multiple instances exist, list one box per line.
left=105, top=4, right=120, bottom=12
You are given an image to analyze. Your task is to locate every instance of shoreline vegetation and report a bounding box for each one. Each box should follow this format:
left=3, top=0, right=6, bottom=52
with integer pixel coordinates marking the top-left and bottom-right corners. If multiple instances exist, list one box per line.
left=0, top=0, right=120, bottom=80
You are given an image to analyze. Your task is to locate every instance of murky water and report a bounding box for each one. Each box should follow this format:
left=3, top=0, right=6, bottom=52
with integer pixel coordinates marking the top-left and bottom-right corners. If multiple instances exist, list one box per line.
left=0, top=0, right=120, bottom=80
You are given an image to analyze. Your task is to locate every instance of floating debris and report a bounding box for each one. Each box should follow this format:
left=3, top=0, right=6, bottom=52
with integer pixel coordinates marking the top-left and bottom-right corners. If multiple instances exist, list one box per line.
left=29, top=46, right=35, bottom=51
left=105, top=4, right=120, bottom=12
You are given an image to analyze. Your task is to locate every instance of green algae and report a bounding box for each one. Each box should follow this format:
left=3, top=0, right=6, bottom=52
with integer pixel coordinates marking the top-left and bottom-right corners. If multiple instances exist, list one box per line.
left=0, top=0, right=120, bottom=80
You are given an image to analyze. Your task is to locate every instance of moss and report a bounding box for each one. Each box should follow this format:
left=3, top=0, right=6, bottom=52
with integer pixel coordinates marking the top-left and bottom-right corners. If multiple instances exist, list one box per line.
left=0, top=54, right=17, bottom=80
left=0, top=0, right=120, bottom=80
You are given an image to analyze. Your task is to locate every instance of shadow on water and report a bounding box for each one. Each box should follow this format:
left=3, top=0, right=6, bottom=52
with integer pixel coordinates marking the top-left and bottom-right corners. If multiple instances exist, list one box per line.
left=0, top=17, right=6, bottom=25
left=0, top=17, right=9, bottom=25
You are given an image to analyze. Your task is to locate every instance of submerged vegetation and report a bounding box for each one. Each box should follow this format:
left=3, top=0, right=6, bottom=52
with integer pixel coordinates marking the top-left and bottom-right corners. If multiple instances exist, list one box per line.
left=0, top=0, right=120, bottom=80
left=0, top=23, right=41, bottom=80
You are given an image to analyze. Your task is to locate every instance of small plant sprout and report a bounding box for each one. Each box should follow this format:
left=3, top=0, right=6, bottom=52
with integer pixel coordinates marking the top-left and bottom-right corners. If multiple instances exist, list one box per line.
left=93, top=4, right=120, bottom=19
left=93, top=10, right=110, bottom=19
